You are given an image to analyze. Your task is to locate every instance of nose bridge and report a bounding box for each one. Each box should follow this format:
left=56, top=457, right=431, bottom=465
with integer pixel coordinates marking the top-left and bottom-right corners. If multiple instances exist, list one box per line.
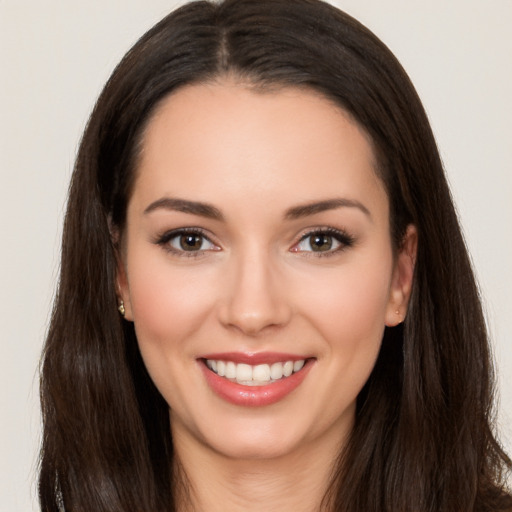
left=219, top=242, right=290, bottom=335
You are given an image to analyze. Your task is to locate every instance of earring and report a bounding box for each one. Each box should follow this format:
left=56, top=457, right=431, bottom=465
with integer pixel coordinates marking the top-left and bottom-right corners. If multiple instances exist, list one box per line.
left=118, top=300, right=125, bottom=317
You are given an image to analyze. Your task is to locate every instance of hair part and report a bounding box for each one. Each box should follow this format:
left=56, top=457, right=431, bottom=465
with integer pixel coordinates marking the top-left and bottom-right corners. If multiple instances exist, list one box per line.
left=39, top=1, right=512, bottom=511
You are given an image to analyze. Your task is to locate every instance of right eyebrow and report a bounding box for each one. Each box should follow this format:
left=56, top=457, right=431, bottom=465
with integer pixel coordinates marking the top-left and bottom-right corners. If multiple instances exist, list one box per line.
left=143, top=197, right=224, bottom=221
left=284, top=197, right=372, bottom=221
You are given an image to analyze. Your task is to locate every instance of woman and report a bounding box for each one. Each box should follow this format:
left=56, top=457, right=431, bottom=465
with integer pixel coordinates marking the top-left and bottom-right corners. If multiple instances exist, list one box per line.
left=38, top=0, right=512, bottom=510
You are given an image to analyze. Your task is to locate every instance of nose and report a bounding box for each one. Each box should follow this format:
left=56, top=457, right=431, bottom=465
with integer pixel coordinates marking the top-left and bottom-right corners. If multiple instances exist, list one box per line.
left=217, top=246, right=292, bottom=336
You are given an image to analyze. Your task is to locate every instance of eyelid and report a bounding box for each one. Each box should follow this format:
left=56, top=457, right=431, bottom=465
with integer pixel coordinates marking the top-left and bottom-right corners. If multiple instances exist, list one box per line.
left=153, top=227, right=221, bottom=256
left=290, top=226, right=355, bottom=255
left=153, top=225, right=354, bottom=257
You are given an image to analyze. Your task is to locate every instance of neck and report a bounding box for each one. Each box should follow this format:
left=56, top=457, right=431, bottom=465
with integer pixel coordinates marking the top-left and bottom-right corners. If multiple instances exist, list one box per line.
left=172, top=423, right=346, bottom=512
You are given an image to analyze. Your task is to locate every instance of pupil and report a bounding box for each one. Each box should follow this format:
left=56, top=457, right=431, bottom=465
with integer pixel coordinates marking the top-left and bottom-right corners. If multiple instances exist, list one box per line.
left=312, top=234, right=332, bottom=251
left=180, top=234, right=201, bottom=250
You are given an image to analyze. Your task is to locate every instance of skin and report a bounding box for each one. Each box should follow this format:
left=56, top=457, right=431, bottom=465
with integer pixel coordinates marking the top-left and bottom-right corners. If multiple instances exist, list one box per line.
left=118, top=81, right=416, bottom=511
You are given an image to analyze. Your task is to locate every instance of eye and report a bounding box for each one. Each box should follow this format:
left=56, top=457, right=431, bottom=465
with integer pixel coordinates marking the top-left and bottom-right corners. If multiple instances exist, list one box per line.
left=292, top=228, right=354, bottom=254
left=156, top=229, right=219, bottom=254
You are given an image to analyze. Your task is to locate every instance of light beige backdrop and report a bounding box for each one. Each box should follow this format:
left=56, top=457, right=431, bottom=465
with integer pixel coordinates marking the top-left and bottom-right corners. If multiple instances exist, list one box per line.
left=1, top=1, right=510, bottom=510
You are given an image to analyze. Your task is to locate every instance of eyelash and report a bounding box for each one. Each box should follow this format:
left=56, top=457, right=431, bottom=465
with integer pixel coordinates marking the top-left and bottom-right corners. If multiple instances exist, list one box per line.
left=292, top=227, right=356, bottom=257
left=154, top=228, right=218, bottom=257
left=154, top=226, right=355, bottom=257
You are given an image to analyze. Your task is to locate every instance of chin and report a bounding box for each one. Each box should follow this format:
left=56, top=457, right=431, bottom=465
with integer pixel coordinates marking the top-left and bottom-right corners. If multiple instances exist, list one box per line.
left=209, top=431, right=302, bottom=461
left=189, top=410, right=311, bottom=461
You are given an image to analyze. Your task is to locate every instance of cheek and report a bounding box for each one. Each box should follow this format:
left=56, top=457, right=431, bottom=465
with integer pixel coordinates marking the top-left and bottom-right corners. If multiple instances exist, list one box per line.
left=125, top=255, right=219, bottom=406
left=294, top=253, right=393, bottom=352
left=126, top=254, right=217, bottom=349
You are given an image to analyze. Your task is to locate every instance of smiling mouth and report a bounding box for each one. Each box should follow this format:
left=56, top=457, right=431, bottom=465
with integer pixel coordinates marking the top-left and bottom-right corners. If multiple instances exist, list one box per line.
left=204, top=359, right=306, bottom=386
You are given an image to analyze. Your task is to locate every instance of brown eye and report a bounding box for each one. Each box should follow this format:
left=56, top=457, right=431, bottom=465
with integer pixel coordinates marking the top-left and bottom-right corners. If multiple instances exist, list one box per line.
left=179, top=233, right=204, bottom=251
left=292, top=229, right=355, bottom=255
left=296, top=233, right=338, bottom=252
left=309, top=234, right=333, bottom=252
left=160, top=230, right=217, bottom=253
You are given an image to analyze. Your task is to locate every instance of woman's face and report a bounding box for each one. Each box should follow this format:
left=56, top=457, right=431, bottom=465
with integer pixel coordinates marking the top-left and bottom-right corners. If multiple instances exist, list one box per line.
left=118, top=82, right=415, bottom=460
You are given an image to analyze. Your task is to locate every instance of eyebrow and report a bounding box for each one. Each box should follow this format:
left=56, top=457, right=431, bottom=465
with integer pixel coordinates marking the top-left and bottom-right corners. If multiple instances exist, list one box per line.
left=143, top=197, right=224, bottom=220
left=284, top=198, right=371, bottom=220
left=143, top=196, right=371, bottom=222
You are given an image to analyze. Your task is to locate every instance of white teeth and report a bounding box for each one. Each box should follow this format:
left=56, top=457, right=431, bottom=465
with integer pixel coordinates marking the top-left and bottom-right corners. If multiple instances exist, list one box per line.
left=236, top=363, right=252, bottom=382
left=283, top=361, right=293, bottom=377
left=225, top=361, right=236, bottom=379
left=205, top=358, right=306, bottom=386
left=270, top=362, right=284, bottom=380
left=206, top=359, right=217, bottom=372
left=252, top=364, right=271, bottom=382
left=293, top=360, right=304, bottom=372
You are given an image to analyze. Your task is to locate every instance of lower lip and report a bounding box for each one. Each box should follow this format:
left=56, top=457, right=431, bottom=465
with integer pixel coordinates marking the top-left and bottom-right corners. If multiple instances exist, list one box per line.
left=200, top=360, right=313, bottom=407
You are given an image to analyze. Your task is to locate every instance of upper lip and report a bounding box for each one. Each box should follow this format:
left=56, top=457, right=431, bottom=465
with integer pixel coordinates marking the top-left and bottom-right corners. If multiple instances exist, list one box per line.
left=199, top=352, right=312, bottom=365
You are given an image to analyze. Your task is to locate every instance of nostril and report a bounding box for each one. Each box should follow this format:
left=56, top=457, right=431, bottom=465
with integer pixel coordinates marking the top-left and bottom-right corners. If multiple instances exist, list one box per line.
left=218, top=302, right=291, bottom=336
left=215, top=257, right=293, bottom=334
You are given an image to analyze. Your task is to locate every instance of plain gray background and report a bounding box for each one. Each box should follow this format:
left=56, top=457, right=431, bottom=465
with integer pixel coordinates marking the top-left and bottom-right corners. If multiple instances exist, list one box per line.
left=1, top=1, right=511, bottom=510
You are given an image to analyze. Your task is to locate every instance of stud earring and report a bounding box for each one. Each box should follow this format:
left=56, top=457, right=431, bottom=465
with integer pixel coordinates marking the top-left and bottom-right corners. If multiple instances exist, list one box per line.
left=118, top=300, right=125, bottom=317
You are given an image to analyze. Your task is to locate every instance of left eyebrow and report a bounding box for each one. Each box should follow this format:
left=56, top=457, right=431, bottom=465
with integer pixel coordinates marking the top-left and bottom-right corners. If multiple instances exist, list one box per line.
left=284, top=198, right=372, bottom=221
left=143, top=197, right=224, bottom=220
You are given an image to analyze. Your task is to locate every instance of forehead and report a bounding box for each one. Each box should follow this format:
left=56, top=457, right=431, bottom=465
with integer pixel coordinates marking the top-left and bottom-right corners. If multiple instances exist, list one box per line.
left=131, top=81, right=387, bottom=221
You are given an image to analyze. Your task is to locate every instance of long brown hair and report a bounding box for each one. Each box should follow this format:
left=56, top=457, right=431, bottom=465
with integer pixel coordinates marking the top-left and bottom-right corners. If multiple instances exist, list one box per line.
left=39, top=1, right=512, bottom=510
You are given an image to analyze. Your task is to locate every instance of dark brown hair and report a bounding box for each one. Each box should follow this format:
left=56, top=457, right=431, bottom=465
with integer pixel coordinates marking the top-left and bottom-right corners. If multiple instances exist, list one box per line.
left=39, top=0, right=512, bottom=510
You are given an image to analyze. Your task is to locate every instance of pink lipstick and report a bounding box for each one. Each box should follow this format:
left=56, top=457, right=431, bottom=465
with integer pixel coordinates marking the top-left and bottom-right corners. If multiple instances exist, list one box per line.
left=198, top=352, right=314, bottom=407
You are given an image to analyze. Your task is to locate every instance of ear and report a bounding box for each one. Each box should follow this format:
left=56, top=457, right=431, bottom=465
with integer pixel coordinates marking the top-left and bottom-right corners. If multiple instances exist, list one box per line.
left=385, top=224, right=417, bottom=327
left=116, top=256, right=134, bottom=322
left=110, top=221, right=134, bottom=322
